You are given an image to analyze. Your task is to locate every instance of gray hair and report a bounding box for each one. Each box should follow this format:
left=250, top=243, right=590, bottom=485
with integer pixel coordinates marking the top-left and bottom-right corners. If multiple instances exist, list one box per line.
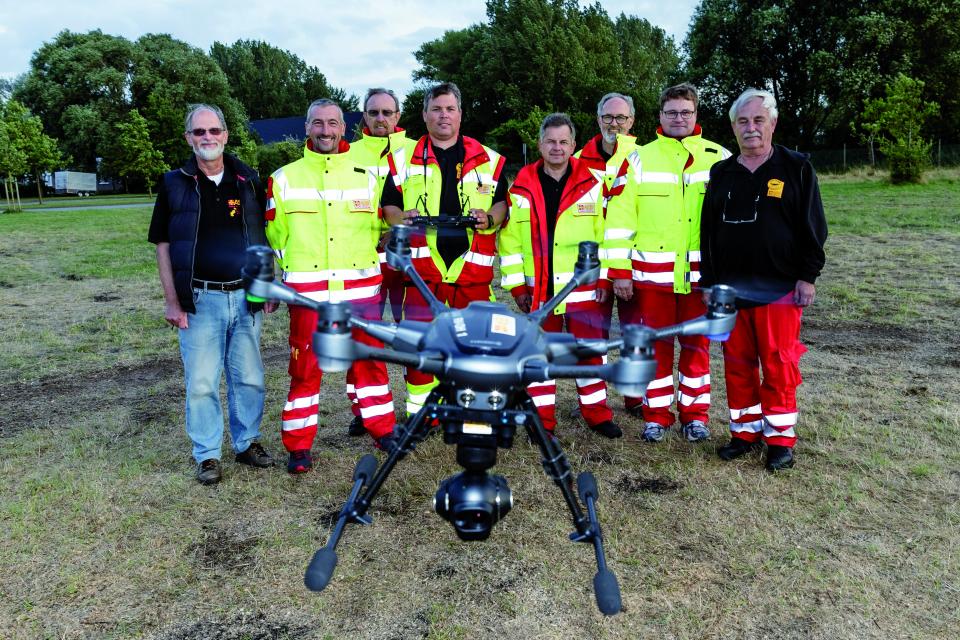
left=539, top=112, right=576, bottom=142
left=364, top=88, right=400, bottom=112
left=422, top=82, right=462, bottom=112
left=185, top=104, right=227, bottom=132
left=729, top=88, right=779, bottom=122
left=305, top=98, right=344, bottom=123
left=596, top=92, right=635, bottom=118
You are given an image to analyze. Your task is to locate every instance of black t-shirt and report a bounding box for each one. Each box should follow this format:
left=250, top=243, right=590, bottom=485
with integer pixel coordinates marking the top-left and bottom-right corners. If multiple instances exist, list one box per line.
left=148, top=165, right=247, bottom=282
left=382, top=136, right=507, bottom=269
left=538, top=163, right=571, bottom=297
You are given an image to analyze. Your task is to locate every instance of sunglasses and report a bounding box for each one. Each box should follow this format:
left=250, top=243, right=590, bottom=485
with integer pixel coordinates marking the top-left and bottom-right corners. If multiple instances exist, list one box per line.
left=189, top=128, right=225, bottom=137
left=366, top=109, right=397, bottom=117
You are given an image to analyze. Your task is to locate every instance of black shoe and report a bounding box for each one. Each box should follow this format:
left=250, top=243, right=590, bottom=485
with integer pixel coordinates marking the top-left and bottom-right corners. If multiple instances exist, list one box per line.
left=287, top=449, right=313, bottom=474
left=347, top=415, right=366, bottom=437
left=235, top=442, right=274, bottom=468
left=375, top=433, right=398, bottom=453
left=765, top=445, right=795, bottom=471
left=590, top=420, right=623, bottom=439
left=197, top=458, right=222, bottom=485
left=717, top=437, right=757, bottom=461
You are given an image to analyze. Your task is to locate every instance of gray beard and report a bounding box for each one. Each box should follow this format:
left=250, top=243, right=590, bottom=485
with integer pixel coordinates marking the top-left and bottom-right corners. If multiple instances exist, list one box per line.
left=195, top=146, right=223, bottom=161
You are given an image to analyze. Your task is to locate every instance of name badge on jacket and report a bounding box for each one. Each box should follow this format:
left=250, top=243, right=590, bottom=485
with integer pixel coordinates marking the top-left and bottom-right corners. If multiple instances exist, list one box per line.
left=576, top=202, right=597, bottom=215
left=351, top=199, right=373, bottom=212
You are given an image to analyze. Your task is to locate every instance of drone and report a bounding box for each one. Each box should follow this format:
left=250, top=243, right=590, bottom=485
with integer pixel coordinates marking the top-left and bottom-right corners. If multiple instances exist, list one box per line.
left=241, top=226, right=737, bottom=616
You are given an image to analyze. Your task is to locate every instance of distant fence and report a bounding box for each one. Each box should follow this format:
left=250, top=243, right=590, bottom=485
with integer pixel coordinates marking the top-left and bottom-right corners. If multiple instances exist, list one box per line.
left=807, top=141, right=960, bottom=173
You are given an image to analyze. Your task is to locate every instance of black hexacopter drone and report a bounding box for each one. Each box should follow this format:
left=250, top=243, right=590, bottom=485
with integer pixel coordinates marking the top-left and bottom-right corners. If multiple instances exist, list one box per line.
left=242, top=225, right=737, bottom=615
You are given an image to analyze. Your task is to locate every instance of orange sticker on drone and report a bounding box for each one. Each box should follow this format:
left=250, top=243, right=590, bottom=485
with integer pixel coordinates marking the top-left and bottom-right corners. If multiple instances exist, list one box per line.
left=767, top=179, right=784, bottom=198
left=490, top=314, right=516, bottom=336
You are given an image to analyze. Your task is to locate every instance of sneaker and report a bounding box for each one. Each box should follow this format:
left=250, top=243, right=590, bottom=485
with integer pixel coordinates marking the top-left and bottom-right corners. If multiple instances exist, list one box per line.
left=717, top=437, right=758, bottom=461
left=197, top=458, right=222, bottom=485
left=375, top=433, right=398, bottom=453
left=641, top=422, right=667, bottom=442
left=681, top=420, right=711, bottom=442
left=347, top=415, right=366, bottom=437
left=235, top=442, right=274, bottom=468
left=287, top=449, right=313, bottom=474
left=765, top=445, right=795, bottom=472
left=590, top=420, right=623, bottom=439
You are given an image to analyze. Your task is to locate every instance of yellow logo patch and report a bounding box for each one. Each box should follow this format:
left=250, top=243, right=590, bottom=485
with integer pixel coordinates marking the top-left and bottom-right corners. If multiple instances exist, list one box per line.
left=767, top=179, right=784, bottom=198
left=227, top=198, right=241, bottom=217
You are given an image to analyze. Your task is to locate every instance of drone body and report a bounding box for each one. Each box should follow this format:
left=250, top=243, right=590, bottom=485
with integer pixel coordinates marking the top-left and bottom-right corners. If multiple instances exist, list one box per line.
left=241, top=226, right=738, bottom=616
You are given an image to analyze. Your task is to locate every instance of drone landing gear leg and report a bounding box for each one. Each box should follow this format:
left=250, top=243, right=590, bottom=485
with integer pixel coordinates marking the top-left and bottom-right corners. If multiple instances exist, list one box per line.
left=520, top=397, right=622, bottom=616
left=304, top=390, right=443, bottom=592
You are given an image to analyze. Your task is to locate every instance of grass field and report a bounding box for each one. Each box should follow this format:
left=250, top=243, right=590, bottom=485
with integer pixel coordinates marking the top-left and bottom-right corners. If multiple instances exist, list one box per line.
left=0, top=175, right=958, bottom=639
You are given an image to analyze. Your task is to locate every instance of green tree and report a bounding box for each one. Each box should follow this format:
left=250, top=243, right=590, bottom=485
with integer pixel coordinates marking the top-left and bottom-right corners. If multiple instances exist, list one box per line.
left=130, top=33, right=252, bottom=169
left=859, top=74, right=938, bottom=184
left=0, top=120, right=28, bottom=211
left=684, top=0, right=960, bottom=149
left=14, top=30, right=135, bottom=171
left=14, top=30, right=258, bottom=174
left=405, top=0, right=678, bottom=160
left=105, top=109, right=168, bottom=195
left=0, top=100, right=62, bottom=203
left=256, top=138, right=305, bottom=184
left=210, top=40, right=358, bottom=119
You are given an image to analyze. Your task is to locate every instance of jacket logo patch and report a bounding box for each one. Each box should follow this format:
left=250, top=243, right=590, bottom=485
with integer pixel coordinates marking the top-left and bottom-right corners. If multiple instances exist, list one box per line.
left=476, top=184, right=492, bottom=195
left=767, top=179, right=784, bottom=198
left=576, top=202, right=597, bottom=215
left=351, top=199, right=373, bottom=211
left=227, top=198, right=241, bottom=217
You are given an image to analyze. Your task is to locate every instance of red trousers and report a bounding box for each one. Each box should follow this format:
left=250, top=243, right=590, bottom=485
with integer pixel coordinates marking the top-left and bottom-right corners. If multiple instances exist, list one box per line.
left=620, top=287, right=711, bottom=427
left=529, top=305, right=614, bottom=432
left=282, top=297, right=395, bottom=451
left=723, top=296, right=805, bottom=447
left=401, top=282, right=493, bottom=414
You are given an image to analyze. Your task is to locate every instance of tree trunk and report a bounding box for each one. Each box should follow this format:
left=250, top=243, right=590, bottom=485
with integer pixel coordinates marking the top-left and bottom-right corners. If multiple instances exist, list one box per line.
left=36, top=171, right=44, bottom=205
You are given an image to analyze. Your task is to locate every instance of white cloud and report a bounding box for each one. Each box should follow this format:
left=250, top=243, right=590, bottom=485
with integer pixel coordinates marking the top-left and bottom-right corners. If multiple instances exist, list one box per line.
left=0, top=0, right=697, bottom=100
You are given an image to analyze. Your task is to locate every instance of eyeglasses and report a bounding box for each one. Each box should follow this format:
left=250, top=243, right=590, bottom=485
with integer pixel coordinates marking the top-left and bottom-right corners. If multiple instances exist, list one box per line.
left=189, top=128, right=224, bottom=137
left=600, top=114, right=631, bottom=124
left=366, top=109, right=397, bottom=118
left=721, top=192, right=759, bottom=224
left=662, top=110, right=696, bottom=120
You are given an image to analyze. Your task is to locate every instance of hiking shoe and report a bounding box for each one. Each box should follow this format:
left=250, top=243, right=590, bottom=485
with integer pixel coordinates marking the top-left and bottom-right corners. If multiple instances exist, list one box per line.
left=235, top=442, right=274, bottom=468
left=375, top=433, right=398, bottom=453
left=717, top=437, right=758, bottom=461
left=681, top=420, right=711, bottom=442
left=590, top=420, right=623, bottom=439
left=347, top=415, right=366, bottom=437
left=287, top=449, right=313, bottom=474
left=765, top=445, right=795, bottom=472
left=641, top=422, right=667, bottom=442
left=197, top=458, right=222, bottom=485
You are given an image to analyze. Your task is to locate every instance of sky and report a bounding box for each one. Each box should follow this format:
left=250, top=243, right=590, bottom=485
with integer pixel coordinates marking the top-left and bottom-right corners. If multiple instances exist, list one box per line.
left=0, top=0, right=699, bottom=102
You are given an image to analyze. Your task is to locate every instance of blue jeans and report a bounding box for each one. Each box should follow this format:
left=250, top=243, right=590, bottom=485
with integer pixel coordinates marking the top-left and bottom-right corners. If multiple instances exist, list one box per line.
left=179, top=288, right=265, bottom=463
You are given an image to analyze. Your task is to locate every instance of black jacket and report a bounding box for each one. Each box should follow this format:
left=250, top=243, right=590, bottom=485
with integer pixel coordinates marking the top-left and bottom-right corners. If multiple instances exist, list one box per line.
left=154, top=153, right=267, bottom=313
left=700, top=145, right=827, bottom=306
